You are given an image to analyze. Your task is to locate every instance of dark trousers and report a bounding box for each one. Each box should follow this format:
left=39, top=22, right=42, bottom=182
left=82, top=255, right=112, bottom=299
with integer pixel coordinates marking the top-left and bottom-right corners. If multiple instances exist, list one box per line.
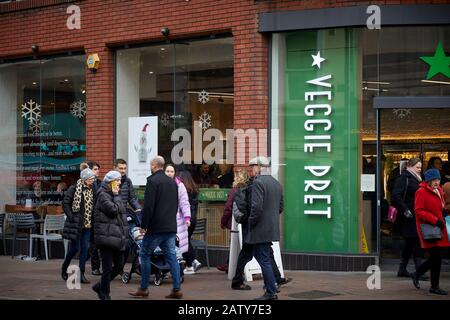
left=63, top=228, right=91, bottom=273
left=90, top=242, right=101, bottom=271
left=400, top=237, right=421, bottom=269
left=416, top=247, right=443, bottom=289
left=98, top=247, right=124, bottom=295
left=183, top=220, right=196, bottom=267
left=231, top=243, right=281, bottom=287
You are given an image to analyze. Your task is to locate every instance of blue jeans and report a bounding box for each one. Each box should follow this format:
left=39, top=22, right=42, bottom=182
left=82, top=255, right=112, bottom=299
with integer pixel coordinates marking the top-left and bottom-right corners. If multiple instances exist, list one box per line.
left=253, top=243, right=277, bottom=295
left=63, top=228, right=91, bottom=273
left=140, top=232, right=181, bottom=291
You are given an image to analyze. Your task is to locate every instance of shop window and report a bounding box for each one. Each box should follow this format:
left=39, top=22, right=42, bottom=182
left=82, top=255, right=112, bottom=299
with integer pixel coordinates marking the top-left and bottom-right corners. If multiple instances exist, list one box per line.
left=0, top=55, right=86, bottom=211
left=116, top=37, right=234, bottom=247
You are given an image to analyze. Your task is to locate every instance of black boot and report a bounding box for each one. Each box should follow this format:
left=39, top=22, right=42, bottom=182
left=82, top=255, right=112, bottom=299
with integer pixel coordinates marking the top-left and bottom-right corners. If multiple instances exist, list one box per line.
left=92, top=283, right=108, bottom=300
left=397, top=260, right=411, bottom=278
left=61, top=264, right=69, bottom=281
left=411, top=272, right=420, bottom=289
left=413, top=258, right=429, bottom=281
left=81, top=272, right=90, bottom=284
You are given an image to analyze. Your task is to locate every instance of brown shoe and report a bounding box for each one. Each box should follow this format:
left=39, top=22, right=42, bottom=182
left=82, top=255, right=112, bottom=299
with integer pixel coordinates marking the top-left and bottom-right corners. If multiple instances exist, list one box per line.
left=165, top=289, right=183, bottom=299
left=128, top=288, right=149, bottom=298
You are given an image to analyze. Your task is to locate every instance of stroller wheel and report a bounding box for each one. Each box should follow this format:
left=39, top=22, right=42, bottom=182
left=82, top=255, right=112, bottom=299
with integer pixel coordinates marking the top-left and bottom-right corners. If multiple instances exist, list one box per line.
left=154, top=270, right=163, bottom=286
left=121, top=272, right=131, bottom=284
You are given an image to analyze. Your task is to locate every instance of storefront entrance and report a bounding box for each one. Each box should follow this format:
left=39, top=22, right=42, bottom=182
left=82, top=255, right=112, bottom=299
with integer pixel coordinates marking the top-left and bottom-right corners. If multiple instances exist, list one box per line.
left=374, top=97, right=450, bottom=260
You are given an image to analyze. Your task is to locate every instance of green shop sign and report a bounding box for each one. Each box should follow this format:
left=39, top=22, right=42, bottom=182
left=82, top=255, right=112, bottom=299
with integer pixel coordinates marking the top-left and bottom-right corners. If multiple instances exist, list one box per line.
left=284, top=29, right=359, bottom=254
left=198, top=188, right=231, bottom=202
left=135, top=187, right=230, bottom=202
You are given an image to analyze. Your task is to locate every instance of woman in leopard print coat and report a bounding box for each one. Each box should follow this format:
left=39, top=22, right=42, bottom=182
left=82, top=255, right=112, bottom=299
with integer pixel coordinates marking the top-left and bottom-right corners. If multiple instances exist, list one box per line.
left=61, top=168, right=96, bottom=284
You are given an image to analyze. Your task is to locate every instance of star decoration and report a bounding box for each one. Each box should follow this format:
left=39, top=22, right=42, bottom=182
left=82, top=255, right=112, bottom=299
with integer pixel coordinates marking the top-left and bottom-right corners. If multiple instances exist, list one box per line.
left=420, top=42, right=450, bottom=79
left=311, top=51, right=326, bottom=69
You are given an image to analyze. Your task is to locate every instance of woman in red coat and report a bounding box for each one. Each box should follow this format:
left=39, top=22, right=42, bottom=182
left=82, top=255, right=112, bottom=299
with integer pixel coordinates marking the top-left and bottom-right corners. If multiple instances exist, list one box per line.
left=413, top=169, right=450, bottom=295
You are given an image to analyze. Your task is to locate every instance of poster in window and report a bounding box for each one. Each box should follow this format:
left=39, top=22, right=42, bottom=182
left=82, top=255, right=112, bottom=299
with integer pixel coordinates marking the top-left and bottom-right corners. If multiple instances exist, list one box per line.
left=128, top=116, right=158, bottom=186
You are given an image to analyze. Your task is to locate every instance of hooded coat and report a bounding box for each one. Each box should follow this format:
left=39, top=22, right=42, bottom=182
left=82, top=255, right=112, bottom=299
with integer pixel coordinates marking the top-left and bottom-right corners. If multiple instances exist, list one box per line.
left=414, top=181, right=450, bottom=250
left=175, top=177, right=191, bottom=254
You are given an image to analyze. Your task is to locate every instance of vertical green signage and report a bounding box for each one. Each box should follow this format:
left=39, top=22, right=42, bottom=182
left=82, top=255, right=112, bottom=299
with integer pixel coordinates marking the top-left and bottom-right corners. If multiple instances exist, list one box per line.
left=284, top=29, right=360, bottom=253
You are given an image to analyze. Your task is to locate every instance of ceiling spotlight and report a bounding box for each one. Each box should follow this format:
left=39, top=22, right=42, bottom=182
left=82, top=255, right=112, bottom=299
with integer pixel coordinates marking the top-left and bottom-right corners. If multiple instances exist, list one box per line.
left=32, top=82, right=37, bottom=85
left=149, top=71, right=154, bottom=74
left=160, top=48, right=166, bottom=51
left=64, top=79, right=69, bottom=82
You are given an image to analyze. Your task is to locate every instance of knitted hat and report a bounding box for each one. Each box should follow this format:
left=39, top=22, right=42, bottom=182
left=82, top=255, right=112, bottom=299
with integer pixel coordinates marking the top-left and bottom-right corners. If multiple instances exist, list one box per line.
left=80, top=168, right=96, bottom=181
left=103, top=170, right=121, bottom=183
left=249, top=156, right=270, bottom=167
left=424, top=169, right=441, bottom=182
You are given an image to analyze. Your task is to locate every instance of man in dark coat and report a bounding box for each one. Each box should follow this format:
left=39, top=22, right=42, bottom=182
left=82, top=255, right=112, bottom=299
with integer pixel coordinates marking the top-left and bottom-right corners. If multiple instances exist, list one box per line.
left=247, top=156, right=283, bottom=300
left=128, top=156, right=182, bottom=299
left=231, top=173, right=289, bottom=291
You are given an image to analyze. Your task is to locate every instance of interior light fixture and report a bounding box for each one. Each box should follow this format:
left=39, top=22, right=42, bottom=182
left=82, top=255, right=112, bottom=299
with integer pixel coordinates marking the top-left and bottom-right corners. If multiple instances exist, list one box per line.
left=421, top=79, right=450, bottom=85
left=362, top=81, right=390, bottom=85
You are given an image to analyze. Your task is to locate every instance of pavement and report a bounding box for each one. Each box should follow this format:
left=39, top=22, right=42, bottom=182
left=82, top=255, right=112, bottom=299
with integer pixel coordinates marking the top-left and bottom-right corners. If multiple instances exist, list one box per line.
left=0, top=256, right=450, bottom=300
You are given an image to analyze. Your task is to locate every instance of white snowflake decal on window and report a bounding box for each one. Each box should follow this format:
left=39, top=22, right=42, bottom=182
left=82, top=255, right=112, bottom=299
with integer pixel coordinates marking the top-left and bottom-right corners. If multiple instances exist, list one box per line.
left=393, top=108, right=411, bottom=119
left=198, top=112, right=212, bottom=131
left=198, top=90, right=210, bottom=104
left=28, top=119, right=42, bottom=134
left=70, top=100, right=86, bottom=119
left=160, top=113, right=170, bottom=127
left=21, top=99, right=41, bottom=123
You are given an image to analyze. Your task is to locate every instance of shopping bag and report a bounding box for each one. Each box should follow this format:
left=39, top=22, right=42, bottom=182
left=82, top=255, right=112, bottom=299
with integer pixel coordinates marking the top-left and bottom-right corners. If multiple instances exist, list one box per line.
left=446, top=216, right=450, bottom=242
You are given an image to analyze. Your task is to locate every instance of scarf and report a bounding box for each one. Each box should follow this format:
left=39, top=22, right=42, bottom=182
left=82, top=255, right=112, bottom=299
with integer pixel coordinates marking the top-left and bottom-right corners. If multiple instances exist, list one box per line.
left=407, top=168, right=422, bottom=182
left=72, top=179, right=94, bottom=228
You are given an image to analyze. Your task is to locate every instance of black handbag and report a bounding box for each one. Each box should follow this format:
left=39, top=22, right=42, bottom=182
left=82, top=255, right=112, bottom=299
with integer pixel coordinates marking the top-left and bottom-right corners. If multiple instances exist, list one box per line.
left=420, top=223, right=442, bottom=241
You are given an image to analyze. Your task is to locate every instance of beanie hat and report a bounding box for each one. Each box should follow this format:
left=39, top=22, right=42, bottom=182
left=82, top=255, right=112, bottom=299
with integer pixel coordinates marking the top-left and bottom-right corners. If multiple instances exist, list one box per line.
left=80, top=168, right=96, bottom=181
left=103, top=170, right=122, bottom=183
left=424, top=169, right=441, bottom=182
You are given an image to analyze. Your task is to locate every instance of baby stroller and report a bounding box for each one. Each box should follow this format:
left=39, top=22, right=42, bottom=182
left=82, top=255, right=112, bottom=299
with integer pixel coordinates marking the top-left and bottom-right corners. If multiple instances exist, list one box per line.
left=121, top=210, right=185, bottom=286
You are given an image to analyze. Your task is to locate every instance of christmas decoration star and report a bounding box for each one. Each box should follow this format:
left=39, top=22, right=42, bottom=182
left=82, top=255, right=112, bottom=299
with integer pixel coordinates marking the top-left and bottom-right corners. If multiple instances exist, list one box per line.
left=420, top=42, right=450, bottom=79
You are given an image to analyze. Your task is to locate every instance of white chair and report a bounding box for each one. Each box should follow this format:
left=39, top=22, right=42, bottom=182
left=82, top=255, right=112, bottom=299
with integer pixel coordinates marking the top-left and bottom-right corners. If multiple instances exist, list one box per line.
left=30, top=214, right=67, bottom=260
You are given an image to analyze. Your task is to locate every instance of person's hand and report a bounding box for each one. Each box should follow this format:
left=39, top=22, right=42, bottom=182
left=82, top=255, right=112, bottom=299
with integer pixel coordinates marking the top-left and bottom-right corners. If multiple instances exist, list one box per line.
left=112, top=184, right=120, bottom=195
left=436, top=219, right=445, bottom=230
left=186, top=220, right=191, bottom=227
left=403, top=210, right=413, bottom=218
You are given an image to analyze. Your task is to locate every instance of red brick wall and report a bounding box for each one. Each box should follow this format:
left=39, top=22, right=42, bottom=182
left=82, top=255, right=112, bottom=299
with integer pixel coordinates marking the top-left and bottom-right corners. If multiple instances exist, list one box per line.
left=1, top=0, right=448, bottom=176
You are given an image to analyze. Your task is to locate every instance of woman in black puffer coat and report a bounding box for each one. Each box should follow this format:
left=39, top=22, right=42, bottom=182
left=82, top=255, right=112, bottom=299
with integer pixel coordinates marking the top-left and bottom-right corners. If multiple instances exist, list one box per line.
left=91, top=171, right=129, bottom=300
left=391, top=158, right=424, bottom=278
